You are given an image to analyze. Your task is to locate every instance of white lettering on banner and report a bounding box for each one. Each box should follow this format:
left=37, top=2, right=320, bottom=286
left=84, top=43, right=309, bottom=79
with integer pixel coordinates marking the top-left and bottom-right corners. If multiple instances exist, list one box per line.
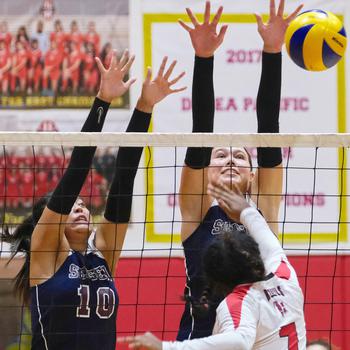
left=181, top=97, right=309, bottom=112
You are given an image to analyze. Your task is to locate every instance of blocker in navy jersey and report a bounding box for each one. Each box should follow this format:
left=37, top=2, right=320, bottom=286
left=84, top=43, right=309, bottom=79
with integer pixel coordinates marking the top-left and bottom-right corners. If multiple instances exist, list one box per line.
left=31, top=247, right=118, bottom=350
left=177, top=204, right=248, bottom=340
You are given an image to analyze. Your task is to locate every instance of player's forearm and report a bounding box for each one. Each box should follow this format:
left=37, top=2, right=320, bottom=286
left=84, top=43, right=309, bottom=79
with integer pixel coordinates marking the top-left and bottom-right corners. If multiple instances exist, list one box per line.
left=47, top=97, right=110, bottom=214
left=104, top=108, right=151, bottom=223
left=185, top=56, right=214, bottom=169
left=256, top=52, right=282, bottom=167
left=162, top=331, right=249, bottom=350
left=240, top=207, right=284, bottom=263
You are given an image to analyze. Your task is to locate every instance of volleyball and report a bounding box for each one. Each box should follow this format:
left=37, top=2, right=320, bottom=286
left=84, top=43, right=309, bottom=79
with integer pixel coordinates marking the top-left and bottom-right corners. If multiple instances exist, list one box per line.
left=285, top=10, right=347, bottom=71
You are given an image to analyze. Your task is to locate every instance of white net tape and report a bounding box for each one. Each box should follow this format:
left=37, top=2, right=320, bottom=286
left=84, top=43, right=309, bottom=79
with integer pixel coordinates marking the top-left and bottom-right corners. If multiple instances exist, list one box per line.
left=0, top=132, right=350, bottom=147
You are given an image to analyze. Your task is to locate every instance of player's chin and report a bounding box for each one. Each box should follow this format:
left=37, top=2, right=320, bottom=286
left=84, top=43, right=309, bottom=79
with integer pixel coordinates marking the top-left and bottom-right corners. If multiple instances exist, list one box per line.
left=220, top=174, right=240, bottom=188
left=71, top=223, right=91, bottom=234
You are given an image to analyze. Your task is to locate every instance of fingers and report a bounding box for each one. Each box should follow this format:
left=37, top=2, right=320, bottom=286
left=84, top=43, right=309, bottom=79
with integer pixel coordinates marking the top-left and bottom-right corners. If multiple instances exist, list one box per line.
left=178, top=19, right=192, bottom=32
left=285, top=4, right=304, bottom=23
left=117, top=335, right=135, bottom=343
left=109, top=50, right=117, bottom=70
left=118, top=49, right=129, bottom=69
left=212, top=6, right=224, bottom=27
left=217, top=25, right=228, bottom=44
left=186, top=7, right=200, bottom=27
left=157, top=56, right=168, bottom=78
left=209, top=178, right=243, bottom=199
left=269, top=0, right=276, bottom=18
left=170, top=86, right=187, bottom=94
left=121, top=54, right=136, bottom=74
left=254, top=13, right=264, bottom=29
left=164, top=60, right=177, bottom=80
left=204, top=1, right=211, bottom=24
left=125, top=77, right=137, bottom=89
left=277, top=0, right=285, bottom=17
left=95, top=57, right=106, bottom=74
left=145, top=66, right=152, bottom=83
left=169, top=71, right=186, bottom=86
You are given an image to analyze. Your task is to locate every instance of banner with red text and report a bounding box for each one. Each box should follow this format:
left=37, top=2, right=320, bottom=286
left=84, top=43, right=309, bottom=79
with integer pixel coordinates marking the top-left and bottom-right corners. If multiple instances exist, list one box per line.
left=130, top=0, right=349, bottom=250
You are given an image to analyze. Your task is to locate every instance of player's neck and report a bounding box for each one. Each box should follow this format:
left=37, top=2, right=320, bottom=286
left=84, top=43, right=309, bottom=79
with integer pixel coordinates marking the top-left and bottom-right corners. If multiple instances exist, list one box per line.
left=69, top=241, right=88, bottom=253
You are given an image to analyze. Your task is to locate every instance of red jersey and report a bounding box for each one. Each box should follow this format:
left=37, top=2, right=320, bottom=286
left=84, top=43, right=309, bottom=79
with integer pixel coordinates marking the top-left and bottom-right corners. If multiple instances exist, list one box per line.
left=13, top=49, right=28, bottom=71
left=85, top=32, right=100, bottom=54
left=30, top=48, right=42, bottom=68
left=67, top=50, right=82, bottom=70
left=104, top=52, right=113, bottom=69
left=45, top=48, right=62, bottom=71
left=67, top=31, right=83, bottom=49
left=0, top=32, right=12, bottom=51
left=50, top=31, right=66, bottom=51
left=83, top=52, right=95, bottom=71
left=0, top=48, right=10, bottom=69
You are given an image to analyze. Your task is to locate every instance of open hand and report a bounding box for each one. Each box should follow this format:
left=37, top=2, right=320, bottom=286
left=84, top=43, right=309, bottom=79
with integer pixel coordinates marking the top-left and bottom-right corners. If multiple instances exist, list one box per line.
left=208, top=179, right=250, bottom=222
left=255, top=0, right=303, bottom=53
left=137, top=56, right=186, bottom=113
left=96, top=49, right=136, bottom=103
left=179, top=1, right=228, bottom=58
left=118, top=332, right=162, bottom=350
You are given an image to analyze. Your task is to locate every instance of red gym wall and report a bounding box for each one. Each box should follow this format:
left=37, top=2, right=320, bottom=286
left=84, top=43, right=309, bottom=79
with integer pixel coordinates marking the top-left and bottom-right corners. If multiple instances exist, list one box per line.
left=115, top=256, right=350, bottom=349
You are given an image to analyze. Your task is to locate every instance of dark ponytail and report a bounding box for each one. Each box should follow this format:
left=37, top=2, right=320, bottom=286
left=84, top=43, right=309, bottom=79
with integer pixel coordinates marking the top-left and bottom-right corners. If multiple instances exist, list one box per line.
left=1, top=195, right=50, bottom=304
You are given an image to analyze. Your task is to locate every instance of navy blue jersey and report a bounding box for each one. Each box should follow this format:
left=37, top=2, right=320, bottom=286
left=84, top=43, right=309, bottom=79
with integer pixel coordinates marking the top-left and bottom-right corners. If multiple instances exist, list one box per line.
left=177, top=204, right=248, bottom=340
left=30, top=248, right=118, bottom=350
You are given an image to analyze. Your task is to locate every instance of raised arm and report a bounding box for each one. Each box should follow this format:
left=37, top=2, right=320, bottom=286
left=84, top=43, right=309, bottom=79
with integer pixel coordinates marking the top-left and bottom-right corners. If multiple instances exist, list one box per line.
left=30, top=50, right=135, bottom=286
left=96, top=56, right=186, bottom=272
left=178, top=1, right=228, bottom=241
left=208, top=179, right=285, bottom=272
left=251, top=0, right=303, bottom=235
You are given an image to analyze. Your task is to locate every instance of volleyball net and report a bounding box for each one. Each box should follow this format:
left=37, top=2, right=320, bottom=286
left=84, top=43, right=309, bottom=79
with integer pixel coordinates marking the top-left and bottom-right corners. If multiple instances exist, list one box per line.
left=0, top=132, right=349, bottom=348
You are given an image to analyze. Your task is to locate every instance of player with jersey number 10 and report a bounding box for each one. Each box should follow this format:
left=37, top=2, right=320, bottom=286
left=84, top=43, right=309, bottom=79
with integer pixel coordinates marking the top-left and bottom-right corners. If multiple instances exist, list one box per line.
left=2, top=50, right=186, bottom=350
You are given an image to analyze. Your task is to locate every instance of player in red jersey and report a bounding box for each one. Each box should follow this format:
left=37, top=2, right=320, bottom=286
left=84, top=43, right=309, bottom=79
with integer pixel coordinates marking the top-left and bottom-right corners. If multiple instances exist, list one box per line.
left=50, top=19, right=66, bottom=52
left=28, top=39, right=43, bottom=93
left=101, top=42, right=113, bottom=69
left=85, top=21, right=100, bottom=55
left=0, top=40, right=11, bottom=94
left=82, top=42, right=98, bottom=94
left=43, top=40, right=63, bottom=94
left=62, top=41, right=82, bottom=94
left=0, top=21, right=12, bottom=51
left=16, top=26, right=30, bottom=49
left=67, top=20, right=83, bottom=50
left=11, top=40, right=29, bottom=93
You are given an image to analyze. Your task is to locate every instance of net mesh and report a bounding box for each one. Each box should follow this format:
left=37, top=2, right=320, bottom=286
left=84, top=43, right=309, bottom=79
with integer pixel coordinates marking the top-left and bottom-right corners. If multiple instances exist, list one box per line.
left=0, top=132, right=349, bottom=348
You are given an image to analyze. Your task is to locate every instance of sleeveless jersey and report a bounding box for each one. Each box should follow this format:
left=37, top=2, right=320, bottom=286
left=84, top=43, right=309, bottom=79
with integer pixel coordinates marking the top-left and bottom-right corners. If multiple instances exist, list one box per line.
left=30, top=247, right=118, bottom=350
left=177, top=204, right=248, bottom=340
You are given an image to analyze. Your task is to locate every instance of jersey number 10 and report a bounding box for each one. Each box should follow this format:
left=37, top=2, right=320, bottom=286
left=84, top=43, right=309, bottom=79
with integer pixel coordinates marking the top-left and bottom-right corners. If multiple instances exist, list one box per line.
left=76, top=284, right=115, bottom=319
